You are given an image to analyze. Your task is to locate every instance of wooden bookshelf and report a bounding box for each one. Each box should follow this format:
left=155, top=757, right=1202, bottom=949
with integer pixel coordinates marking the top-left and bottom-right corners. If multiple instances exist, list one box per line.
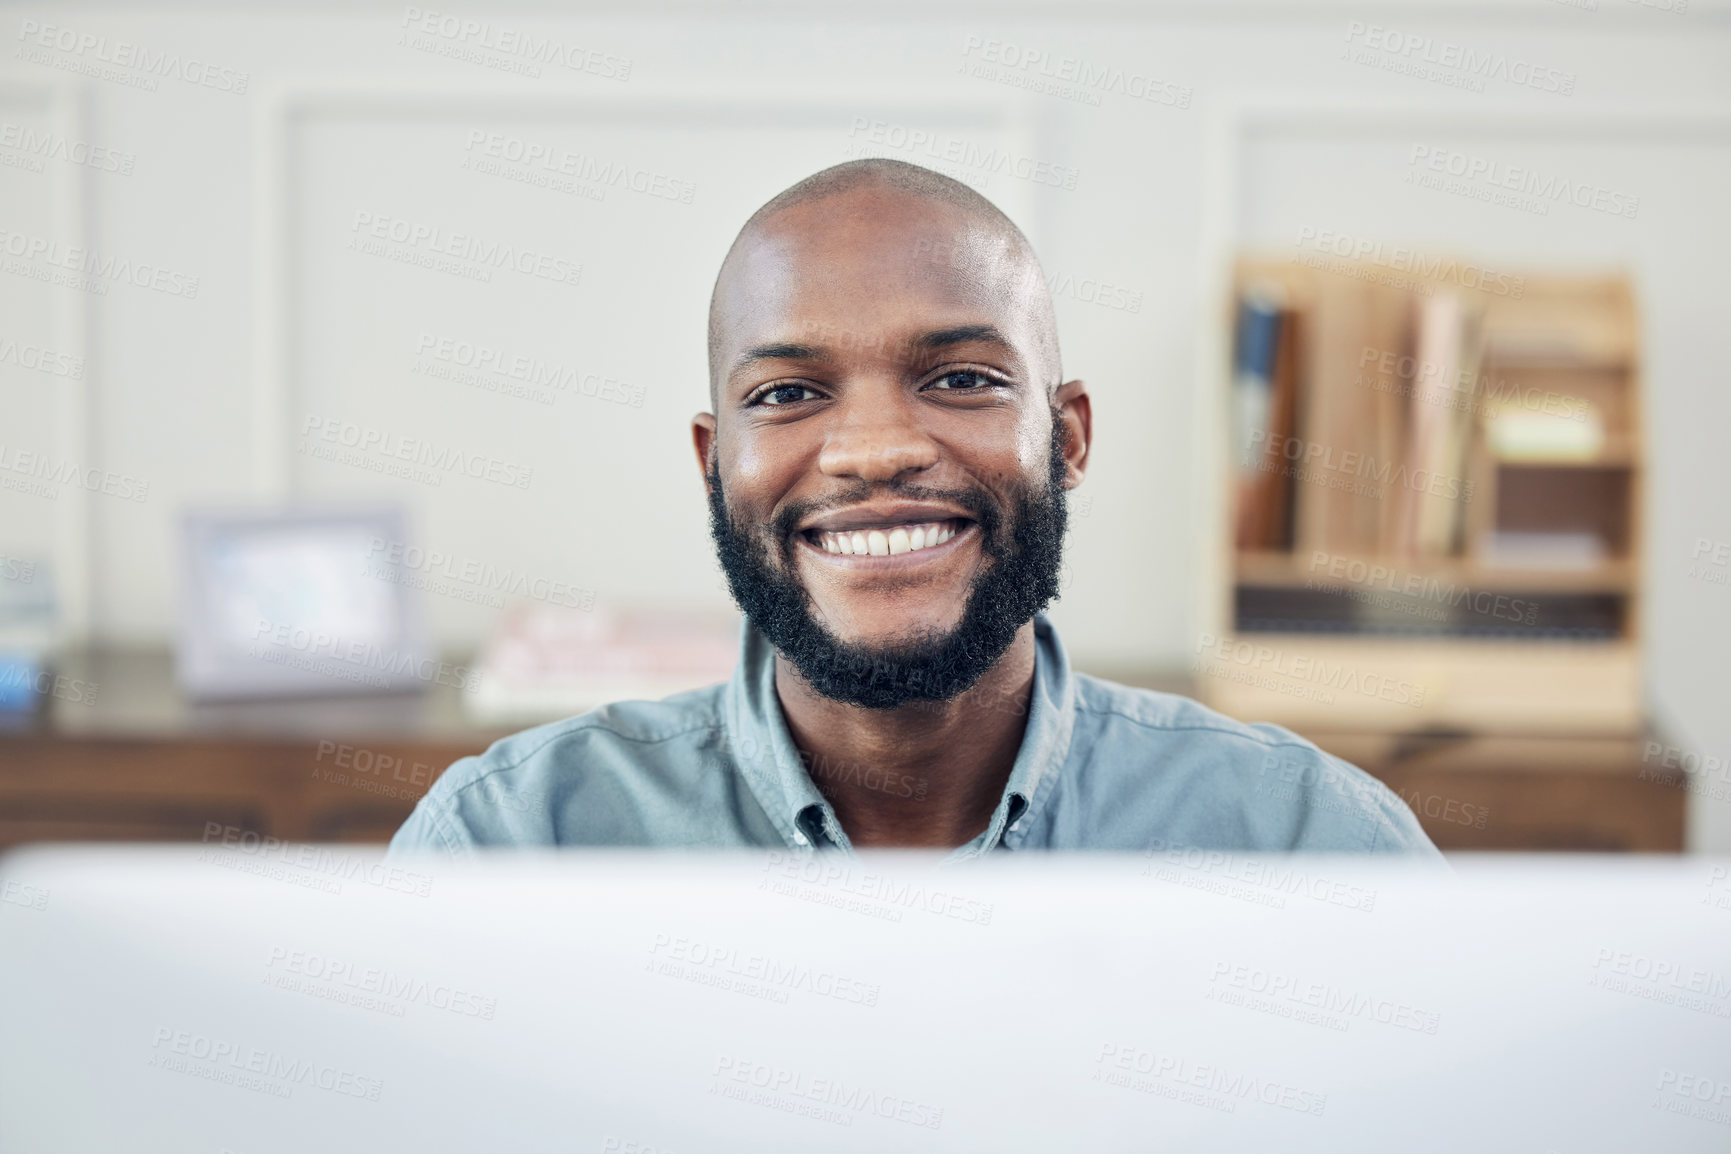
left=1206, top=256, right=1644, bottom=737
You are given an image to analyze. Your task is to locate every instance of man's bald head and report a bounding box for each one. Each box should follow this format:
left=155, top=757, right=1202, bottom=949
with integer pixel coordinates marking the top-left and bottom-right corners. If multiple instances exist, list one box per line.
left=706, top=158, right=1062, bottom=409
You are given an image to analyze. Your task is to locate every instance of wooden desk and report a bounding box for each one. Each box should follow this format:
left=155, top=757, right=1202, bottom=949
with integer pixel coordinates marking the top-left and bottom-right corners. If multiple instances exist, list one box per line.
left=0, top=651, right=1687, bottom=852
left=1303, top=729, right=1684, bottom=851
left=0, top=648, right=510, bottom=848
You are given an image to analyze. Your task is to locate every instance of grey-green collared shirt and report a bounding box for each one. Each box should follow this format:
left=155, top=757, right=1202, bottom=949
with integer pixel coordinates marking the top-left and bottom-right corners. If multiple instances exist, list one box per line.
left=387, top=614, right=1439, bottom=860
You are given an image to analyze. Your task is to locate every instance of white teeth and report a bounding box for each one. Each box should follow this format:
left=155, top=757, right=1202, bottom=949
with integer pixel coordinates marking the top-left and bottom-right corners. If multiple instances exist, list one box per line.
left=812, top=520, right=964, bottom=558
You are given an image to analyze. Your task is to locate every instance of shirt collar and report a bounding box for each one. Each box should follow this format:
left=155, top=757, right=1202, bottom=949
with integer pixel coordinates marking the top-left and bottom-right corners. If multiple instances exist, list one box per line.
left=723, top=612, right=1076, bottom=860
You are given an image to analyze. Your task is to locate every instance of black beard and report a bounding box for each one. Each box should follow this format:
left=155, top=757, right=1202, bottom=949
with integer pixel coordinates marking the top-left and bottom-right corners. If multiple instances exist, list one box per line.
left=706, top=415, right=1070, bottom=710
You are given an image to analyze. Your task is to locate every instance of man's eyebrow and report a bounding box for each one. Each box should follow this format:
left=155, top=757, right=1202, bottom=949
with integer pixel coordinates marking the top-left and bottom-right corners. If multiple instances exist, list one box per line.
left=913, top=324, right=1008, bottom=351
left=727, top=324, right=1009, bottom=383
left=731, top=342, right=826, bottom=373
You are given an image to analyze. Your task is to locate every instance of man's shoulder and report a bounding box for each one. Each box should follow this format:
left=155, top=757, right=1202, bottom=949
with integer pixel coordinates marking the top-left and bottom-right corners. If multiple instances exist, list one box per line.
left=1072, top=672, right=1306, bottom=747
left=393, top=684, right=737, bottom=853
left=436, top=684, right=730, bottom=797
left=1066, top=673, right=1437, bottom=854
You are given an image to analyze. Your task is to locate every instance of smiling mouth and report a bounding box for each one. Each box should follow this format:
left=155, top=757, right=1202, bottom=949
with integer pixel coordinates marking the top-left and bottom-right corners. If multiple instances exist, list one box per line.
left=800, top=518, right=972, bottom=558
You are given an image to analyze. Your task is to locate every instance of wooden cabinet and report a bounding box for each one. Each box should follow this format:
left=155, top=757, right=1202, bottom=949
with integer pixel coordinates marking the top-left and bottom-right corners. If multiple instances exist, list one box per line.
left=0, top=648, right=506, bottom=850
left=0, top=734, right=487, bottom=848
left=1307, top=730, right=1684, bottom=852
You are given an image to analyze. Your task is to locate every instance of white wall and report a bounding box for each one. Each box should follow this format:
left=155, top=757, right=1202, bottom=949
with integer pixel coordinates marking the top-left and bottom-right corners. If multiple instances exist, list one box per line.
left=3, top=1, right=1728, bottom=845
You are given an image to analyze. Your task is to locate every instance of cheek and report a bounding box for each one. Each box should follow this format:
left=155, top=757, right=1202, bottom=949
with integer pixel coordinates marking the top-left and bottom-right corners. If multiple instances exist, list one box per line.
left=722, top=428, right=801, bottom=513
left=1012, top=411, right=1052, bottom=476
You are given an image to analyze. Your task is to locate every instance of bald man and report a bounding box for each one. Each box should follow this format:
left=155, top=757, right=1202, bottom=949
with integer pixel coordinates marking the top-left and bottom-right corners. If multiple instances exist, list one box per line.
left=389, top=159, right=1438, bottom=858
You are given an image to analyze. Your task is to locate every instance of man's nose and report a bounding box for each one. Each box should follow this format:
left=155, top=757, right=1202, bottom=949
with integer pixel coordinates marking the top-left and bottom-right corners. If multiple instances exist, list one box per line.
left=817, top=411, right=940, bottom=483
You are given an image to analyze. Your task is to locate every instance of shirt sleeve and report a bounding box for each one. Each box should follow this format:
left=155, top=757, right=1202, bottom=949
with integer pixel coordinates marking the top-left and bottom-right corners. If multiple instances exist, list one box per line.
left=386, top=789, right=477, bottom=859
left=1316, top=750, right=1442, bottom=857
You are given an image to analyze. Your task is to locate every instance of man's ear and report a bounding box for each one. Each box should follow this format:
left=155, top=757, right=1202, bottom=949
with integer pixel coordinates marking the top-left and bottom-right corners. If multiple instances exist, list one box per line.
left=1052, top=379, right=1092, bottom=489
left=692, top=412, right=718, bottom=493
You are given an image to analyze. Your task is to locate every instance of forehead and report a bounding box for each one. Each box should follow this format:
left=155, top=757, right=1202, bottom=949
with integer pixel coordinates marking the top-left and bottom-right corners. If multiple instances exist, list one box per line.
left=713, top=189, right=1041, bottom=375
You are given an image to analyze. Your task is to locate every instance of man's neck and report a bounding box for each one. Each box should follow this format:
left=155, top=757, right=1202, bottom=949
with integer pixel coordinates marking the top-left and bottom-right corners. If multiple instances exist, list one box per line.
left=772, top=622, right=1038, bottom=849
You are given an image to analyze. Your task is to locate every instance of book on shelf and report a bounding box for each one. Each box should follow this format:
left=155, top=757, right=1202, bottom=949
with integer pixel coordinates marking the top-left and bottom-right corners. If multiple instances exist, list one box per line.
left=1393, top=291, right=1483, bottom=558
left=1483, top=531, right=1607, bottom=571
left=1264, top=304, right=1301, bottom=551
left=1230, top=291, right=1302, bottom=552
left=1485, top=405, right=1606, bottom=461
left=1290, top=278, right=1410, bottom=556
left=1230, top=291, right=1280, bottom=549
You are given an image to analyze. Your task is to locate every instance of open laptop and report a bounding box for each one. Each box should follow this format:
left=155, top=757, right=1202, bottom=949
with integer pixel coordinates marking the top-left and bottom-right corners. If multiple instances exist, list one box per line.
left=2, top=845, right=1727, bottom=1152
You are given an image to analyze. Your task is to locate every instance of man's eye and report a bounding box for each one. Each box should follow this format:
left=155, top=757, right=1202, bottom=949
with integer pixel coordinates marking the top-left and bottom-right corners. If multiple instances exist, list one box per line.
left=756, top=384, right=819, bottom=406
left=927, top=370, right=1000, bottom=391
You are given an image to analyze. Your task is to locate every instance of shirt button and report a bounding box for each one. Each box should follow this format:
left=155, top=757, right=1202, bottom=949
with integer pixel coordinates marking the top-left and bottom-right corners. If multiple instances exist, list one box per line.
left=793, top=833, right=808, bottom=846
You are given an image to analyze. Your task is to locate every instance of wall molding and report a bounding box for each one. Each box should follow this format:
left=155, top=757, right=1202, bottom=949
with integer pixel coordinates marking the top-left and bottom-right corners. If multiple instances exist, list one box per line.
left=0, top=79, right=92, bottom=641
left=250, top=81, right=1039, bottom=500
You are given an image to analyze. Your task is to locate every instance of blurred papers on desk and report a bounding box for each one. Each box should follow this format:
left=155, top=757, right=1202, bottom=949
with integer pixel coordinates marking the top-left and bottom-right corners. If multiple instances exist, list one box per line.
left=466, top=603, right=740, bottom=725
